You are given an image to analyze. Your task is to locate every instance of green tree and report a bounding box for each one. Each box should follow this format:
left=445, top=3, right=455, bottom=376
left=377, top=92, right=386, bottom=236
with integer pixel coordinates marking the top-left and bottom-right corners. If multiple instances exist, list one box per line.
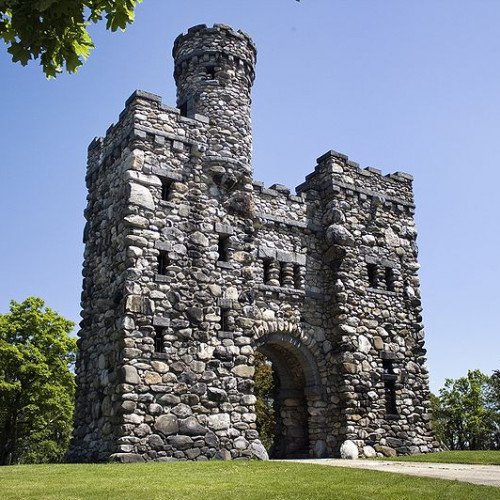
left=0, top=297, right=76, bottom=465
left=254, top=351, right=277, bottom=451
left=0, top=1, right=141, bottom=77
left=437, top=369, right=498, bottom=450
left=429, top=392, right=447, bottom=446
left=487, top=370, right=500, bottom=449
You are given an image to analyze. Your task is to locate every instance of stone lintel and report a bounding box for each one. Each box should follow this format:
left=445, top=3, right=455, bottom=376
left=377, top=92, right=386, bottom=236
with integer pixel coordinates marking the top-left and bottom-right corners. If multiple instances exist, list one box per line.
left=381, top=351, right=398, bottom=360
left=214, top=222, right=234, bottom=235
left=151, top=166, right=184, bottom=181
left=218, top=298, right=233, bottom=309
left=153, top=316, right=171, bottom=327
left=364, top=255, right=398, bottom=268
left=155, top=241, right=172, bottom=251
left=258, top=247, right=305, bottom=265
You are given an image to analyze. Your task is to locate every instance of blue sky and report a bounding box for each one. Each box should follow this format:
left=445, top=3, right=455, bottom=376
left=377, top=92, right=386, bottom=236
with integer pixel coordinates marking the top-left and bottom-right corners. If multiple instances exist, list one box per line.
left=1, top=0, right=499, bottom=393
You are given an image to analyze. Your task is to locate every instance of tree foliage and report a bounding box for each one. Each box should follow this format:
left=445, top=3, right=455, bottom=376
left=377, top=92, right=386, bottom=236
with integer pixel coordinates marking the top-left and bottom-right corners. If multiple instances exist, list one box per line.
left=432, top=369, right=500, bottom=451
left=0, top=1, right=141, bottom=77
left=0, top=297, right=76, bottom=465
left=254, top=351, right=277, bottom=451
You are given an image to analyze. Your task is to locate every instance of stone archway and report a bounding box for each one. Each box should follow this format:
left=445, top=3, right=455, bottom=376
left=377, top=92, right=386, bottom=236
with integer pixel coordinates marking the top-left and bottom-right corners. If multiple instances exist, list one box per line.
left=255, top=332, right=325, bottom=459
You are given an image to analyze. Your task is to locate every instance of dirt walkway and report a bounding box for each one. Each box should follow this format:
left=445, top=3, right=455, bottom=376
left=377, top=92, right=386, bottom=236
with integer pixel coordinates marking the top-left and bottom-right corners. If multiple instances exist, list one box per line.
left=283, top=459, right=500, bottom=487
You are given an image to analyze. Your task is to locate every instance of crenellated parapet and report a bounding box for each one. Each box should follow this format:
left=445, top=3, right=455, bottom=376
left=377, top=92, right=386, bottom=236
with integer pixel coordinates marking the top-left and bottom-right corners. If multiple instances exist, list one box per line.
left=297, top=149, right=415, bottom=213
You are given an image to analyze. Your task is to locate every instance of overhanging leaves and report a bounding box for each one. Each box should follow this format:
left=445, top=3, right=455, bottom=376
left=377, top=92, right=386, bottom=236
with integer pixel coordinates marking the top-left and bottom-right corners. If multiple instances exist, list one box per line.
left=0, top=0, right=142, bottom=77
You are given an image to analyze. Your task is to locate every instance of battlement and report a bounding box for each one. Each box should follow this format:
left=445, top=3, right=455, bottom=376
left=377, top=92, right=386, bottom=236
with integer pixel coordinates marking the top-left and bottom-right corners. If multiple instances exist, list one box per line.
left=297, top=149, right=415, bottom=208
left=253, top=180, right=305, bottom=205
left=173, top=24, right=256, bottom=86
left=86, top=90, right=210, bottom=179
left=315, top=149, right=413, bottom=183
left=173, top=23, right=257, bottom=61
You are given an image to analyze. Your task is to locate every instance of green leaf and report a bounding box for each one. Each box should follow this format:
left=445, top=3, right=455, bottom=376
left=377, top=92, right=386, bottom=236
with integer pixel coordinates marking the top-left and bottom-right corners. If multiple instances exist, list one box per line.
left=1, top=0, right=142, bottom=77
left=7, top=42, right=31, bottom=65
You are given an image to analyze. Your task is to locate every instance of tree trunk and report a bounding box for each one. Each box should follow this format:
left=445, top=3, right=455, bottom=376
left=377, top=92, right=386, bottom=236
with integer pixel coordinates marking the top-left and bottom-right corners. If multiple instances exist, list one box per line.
left=0, top=395, right=20, bottom=465
left=0, top=415, right=14, bottom=465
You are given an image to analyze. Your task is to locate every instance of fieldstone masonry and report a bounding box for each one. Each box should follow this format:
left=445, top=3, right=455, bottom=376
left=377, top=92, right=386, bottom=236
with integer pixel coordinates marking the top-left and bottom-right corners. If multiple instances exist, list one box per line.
left=69, top=24, right=438, bottom=463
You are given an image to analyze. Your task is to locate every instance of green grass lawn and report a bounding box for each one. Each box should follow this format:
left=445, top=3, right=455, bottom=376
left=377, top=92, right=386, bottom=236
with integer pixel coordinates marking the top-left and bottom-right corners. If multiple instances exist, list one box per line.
left=385, top=450, right=500, bottom=466
left=0, top=462, right=498, bottom=500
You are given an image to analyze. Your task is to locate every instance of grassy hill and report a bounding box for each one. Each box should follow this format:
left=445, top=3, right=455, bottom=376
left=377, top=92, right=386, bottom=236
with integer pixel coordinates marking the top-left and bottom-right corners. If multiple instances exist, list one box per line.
left=0, top=461, right=498, bottom=499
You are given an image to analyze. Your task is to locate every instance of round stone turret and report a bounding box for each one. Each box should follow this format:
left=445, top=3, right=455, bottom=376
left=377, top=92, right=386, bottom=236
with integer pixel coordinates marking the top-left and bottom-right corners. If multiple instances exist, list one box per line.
left=173, top=24, right=257, bottom=166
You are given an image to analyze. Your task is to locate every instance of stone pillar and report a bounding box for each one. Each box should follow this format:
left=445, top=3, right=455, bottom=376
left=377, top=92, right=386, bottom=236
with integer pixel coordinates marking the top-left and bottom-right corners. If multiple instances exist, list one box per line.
left=267, top=260, right=281, bottom=287
left=281, top=262, right=295, bottom=288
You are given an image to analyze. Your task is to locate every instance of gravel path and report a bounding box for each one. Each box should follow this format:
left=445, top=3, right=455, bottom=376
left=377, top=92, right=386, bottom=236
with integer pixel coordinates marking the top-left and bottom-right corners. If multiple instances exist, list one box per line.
left=282, top=459, right=500, bottom=487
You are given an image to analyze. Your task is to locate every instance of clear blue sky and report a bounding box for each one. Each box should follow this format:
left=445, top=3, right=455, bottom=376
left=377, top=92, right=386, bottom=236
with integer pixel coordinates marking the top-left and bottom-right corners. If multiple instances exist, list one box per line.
left=1, top=1, right=499, bottom=393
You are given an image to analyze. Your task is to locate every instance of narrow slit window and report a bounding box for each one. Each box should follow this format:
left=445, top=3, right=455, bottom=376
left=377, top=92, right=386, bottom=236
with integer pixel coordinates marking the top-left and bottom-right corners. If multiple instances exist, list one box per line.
left=385, top=380, right=398, bottom=415
left=161, top=178, right=173, bottom=201
left=293, top=264, right=302, bottom=289
left=220, top=308, right=230, bottom=332
left=179, top=101, right=188, bottom=117
left=383, top=360, right=398, bottom=415
left=206, top=65, right=216, bottom=79
left=217, top=235, right=230, bottom=262
left=367, top=263, right=378, bottom=288
left=383, top=359, right=395, bottom=375
left=158, top=251, right=170, bottom=275
left=263, top=259, right=272, bottom=284
left=154, top=327, right=164, bottom=353
left=385, top=267, right=395, bottom=291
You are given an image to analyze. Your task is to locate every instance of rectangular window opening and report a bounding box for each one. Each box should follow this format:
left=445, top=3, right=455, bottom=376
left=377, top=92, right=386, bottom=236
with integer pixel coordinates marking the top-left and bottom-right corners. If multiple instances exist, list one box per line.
left=385, top=380, right=398, bottom=415
left=179, top=101, right=188, bottom=117
left=293, top=264, right=302, bottom=289
left=367, top=263, right=378, bottom=288
left=206, top=65, right=216, bottom=79
left=385, top=267, right=395, bottom=291
left=154, top=327, right=164, bottom=353
left=383, top=359, right=398, bottom=415
left=158, top=251, right=170, bottom=275
left=161, top=178, right=173, bottom=202
left=263, top=259, right=272, bottom=284
left=220, top=308, right=230, bottom=332
left=383, top=359, right=395, bottom=375
left=217, top=235, right=230, bottom=262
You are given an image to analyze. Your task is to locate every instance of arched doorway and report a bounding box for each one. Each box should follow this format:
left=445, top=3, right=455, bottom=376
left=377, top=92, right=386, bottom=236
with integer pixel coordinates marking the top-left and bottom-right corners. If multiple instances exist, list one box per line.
left=254, top=333, right=324, bottom=459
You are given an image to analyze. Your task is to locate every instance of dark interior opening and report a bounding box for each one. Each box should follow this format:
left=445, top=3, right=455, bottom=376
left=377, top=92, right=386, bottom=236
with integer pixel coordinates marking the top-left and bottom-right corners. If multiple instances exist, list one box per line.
left=161, top=178, right=173, bottom=201
left=158, top=251, right=170, bottom=275
left=367, top=263, right=378, bottom=288
left=385, top=267, right=395, bottom=291
left=154, top=327, right=164, bottom=353
left=256, top=344, right=310, bottom=459
left=383, top=359, right=398, bottom=415
left=263, top=259, right=272, bottom=284
left=179, top=101, right=188, bottom=117
left=205, top=65, right=216, bottom=79
left=220, top=308, right=230, bottom=332
left=293, top=264, right=302, bottom=289
left=217, top=235, right=230, bottom=262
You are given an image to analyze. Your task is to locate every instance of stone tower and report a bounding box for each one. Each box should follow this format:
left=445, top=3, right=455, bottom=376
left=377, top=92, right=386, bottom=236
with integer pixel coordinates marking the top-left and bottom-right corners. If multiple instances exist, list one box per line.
left=69, top=24, right=437, bottom=463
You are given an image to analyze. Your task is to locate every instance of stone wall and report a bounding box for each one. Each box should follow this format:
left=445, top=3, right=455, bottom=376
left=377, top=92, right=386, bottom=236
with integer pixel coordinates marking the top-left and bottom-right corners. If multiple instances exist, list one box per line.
left=69, top=24, right=437, bottom=463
